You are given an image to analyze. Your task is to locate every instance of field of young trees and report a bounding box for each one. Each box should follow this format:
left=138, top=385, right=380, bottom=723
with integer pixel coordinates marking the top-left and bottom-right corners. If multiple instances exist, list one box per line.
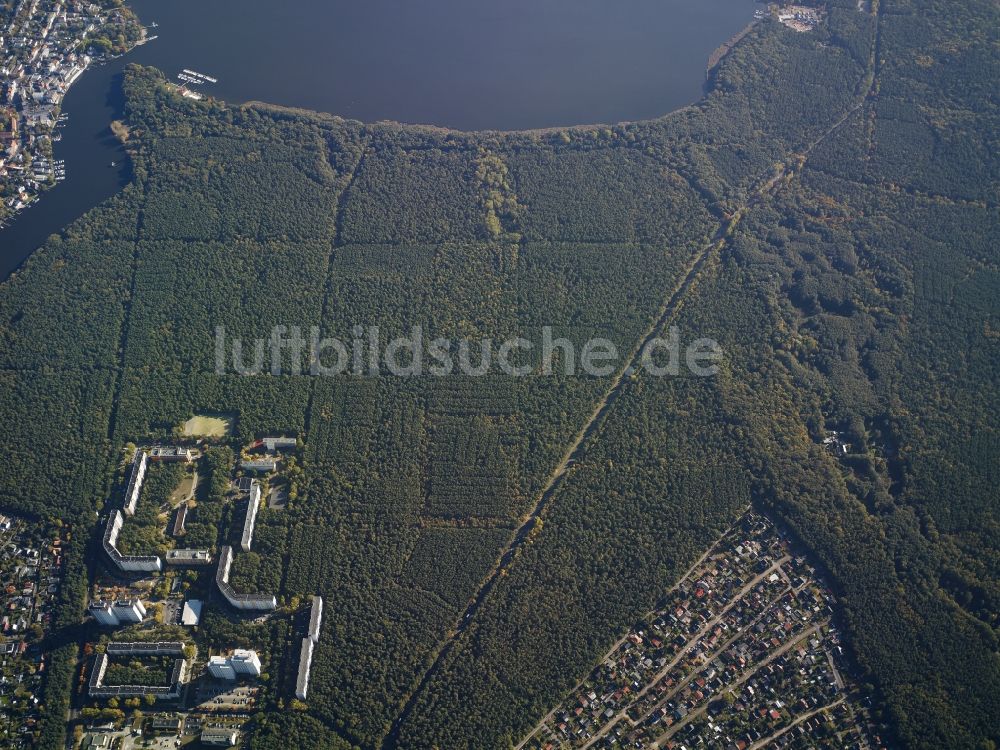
left=0, top=0, right=996, bottom=746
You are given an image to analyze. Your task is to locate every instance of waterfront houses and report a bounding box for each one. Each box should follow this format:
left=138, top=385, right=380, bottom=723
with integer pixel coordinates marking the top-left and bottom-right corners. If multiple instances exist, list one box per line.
left=0, top=0, right=143, bottom=225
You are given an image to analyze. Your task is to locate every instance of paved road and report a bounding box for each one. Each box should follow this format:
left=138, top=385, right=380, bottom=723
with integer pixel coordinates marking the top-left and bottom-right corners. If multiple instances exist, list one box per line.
left=654, top=621, right=829, bottom=747
left=746, top=697, right=845, bottom=750
left=630, top=582, right=795, bottom=729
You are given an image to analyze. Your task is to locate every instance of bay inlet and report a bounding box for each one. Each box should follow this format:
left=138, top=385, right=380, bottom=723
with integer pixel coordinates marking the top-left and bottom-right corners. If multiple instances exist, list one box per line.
left=1, top=0, right=752, bottom=279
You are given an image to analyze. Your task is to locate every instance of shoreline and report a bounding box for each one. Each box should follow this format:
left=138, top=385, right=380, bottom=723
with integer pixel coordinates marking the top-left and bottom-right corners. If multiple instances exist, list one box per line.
left=706, top=18, right=761, bottom=75
left=0, top=3, right=146, bottom=230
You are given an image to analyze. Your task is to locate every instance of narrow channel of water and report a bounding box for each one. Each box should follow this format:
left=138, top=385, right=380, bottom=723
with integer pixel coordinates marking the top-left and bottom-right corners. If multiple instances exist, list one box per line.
left=1, top=61, right=132, bottom=279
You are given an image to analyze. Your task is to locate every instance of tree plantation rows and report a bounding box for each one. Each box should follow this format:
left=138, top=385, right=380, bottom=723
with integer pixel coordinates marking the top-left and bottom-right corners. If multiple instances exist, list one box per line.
left=0, top=0, right=995, bottom=747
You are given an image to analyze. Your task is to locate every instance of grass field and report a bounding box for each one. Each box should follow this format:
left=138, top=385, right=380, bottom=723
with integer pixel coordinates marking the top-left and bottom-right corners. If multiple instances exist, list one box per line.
left=169, top=470, right=197, bottom=507
left=181, top=414, right=234, bottom=438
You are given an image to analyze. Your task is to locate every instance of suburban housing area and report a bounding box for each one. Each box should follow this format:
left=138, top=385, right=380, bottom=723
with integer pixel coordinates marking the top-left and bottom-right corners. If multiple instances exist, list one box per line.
left=520, top=513, right=885, bottom=750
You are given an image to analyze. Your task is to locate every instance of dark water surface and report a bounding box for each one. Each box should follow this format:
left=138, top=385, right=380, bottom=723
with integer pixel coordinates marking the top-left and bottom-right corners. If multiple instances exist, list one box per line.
left=1, top=0, right=751, bottom=278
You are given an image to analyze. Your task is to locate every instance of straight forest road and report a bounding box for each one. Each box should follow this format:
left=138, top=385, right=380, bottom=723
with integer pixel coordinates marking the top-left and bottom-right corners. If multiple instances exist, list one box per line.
left=383, top=8, right=884, bottom=740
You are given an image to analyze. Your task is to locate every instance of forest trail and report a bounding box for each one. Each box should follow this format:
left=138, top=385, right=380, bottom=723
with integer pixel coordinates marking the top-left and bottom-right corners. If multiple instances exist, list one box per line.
left=382, top=17, right=884, bottom=743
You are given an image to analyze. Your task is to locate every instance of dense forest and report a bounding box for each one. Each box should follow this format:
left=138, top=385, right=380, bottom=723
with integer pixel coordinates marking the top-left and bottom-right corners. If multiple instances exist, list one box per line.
left=0, top=0, right=996, bottom=747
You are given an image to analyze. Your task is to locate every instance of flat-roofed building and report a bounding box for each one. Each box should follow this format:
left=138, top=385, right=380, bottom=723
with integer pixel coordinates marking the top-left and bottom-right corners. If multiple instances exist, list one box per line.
left=200, top=729, right=238, bottom=747
left=171, top=504, right=188, bottom=537
left=208, top=649, right=262, bottom=679
left=240, top=458, right=278, bottom=473
left=295, top=637, right=314, bottom=700
left=164, top=548, right=212, bottom=566
left=106, top=642, right=185, bottom=657
left=207, top=655, right=237, bottom=680
left=231, top=648, right=262, bottom=676
left=123, top=451, right=148, bottom=516
left=262, top=436, right=297, bottom=452
left=181, top=600, right=203, bottom=626
left=150, top=717, right=183, bottom=733
left=149, top=445, right=194, bottom=463
left=89, top=645, right=187, bottom=700
left=111, top=598, right=146, bottom=624
left=103, top=511, right=162, bottom=573
left=215, top=546, right=276, bottom=611
left=88, top=600, right=118, bottom=627
left=240, top=481, right=261, bottom=552
left=307, top=596, right=323, bottom=643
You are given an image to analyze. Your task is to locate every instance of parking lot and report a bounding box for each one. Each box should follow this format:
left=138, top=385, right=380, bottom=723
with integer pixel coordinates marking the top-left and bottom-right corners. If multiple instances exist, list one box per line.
left=160, top=599, right=182, bottom=626
left=193, top=682, right=260, bottom=711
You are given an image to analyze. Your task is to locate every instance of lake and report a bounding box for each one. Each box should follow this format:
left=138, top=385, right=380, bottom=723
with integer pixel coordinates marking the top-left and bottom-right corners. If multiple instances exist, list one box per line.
left=1, top=0, right=752, bottom=278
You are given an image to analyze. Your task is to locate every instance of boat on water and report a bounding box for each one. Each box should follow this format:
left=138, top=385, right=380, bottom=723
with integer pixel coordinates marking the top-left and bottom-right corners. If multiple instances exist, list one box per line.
left=183, top=68, right=218, bottom=84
